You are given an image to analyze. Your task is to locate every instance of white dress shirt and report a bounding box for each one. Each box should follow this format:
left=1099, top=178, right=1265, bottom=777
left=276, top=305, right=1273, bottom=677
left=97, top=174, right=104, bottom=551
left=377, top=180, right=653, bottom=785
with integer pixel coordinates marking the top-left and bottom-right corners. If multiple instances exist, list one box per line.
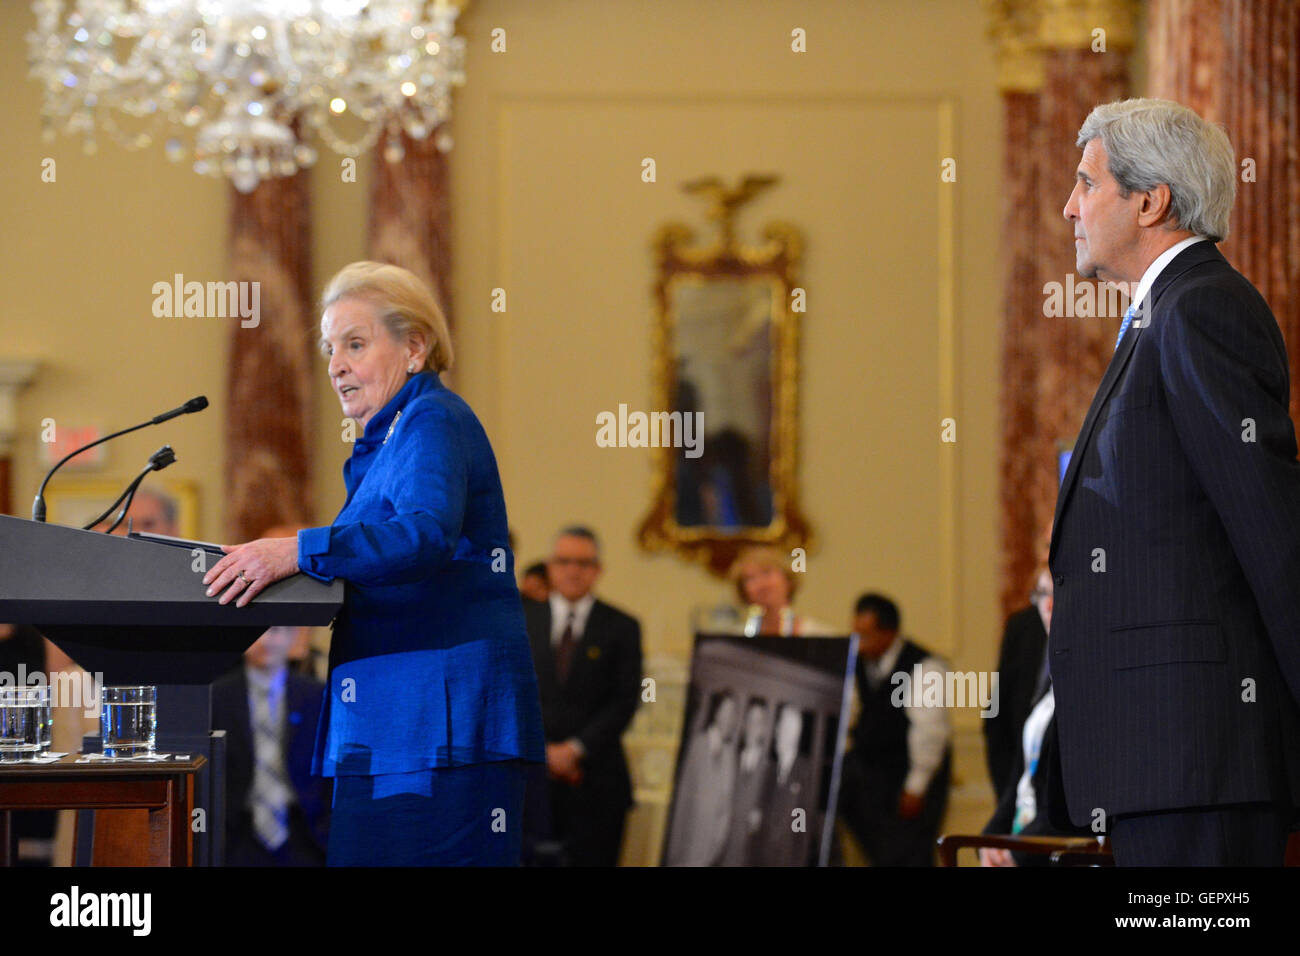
left=1129, top=235, right=1208, bottom=319
left=1012, top=688, right=1056, bottom=833
left=549, top=591, right=595, bottom=646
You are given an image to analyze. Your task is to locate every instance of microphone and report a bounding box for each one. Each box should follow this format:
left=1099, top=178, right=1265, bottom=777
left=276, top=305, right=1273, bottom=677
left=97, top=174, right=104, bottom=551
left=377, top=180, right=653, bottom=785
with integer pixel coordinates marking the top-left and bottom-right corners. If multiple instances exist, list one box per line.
left=103, top=448, right=176, bottom=535
left=32, top=396, right=207, bottom=522
left=82, top=446, right=177, bottom=532
left=151, top=396, right=208, bottom=425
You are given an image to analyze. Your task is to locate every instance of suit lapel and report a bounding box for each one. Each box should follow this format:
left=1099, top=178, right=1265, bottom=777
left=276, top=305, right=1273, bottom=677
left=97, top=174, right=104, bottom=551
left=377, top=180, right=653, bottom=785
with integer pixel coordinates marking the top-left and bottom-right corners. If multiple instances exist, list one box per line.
left=530, top=600, right=555, bottom=689
left=1050, top=323, right=1142, bottom=552
left=582, top=600, right=604, bottom=642
left=1049, top=241, right=1228, bottom=560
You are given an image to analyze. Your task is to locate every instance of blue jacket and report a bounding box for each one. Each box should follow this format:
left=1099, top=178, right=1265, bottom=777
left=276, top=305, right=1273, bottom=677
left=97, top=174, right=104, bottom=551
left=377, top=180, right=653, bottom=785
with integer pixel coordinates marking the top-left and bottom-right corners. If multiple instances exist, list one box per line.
left=297, top=370, right=545, bottom=776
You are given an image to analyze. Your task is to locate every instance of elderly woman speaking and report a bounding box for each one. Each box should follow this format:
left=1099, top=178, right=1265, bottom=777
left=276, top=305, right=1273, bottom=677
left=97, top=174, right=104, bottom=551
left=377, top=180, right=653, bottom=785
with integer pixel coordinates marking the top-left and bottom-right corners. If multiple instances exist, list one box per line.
left=202, top=261, right=544, bottom=866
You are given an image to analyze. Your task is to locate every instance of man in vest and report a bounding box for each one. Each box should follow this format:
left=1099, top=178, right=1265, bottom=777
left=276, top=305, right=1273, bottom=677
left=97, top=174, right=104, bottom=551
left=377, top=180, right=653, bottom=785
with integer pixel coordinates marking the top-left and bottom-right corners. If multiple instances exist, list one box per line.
left=837, top=593, right=952, bottom=866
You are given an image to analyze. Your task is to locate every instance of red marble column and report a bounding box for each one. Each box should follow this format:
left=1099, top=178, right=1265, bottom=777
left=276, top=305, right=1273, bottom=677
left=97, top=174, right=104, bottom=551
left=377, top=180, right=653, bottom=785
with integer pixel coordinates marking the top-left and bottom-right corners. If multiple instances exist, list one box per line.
left=224, top=169, right=316, bottom=541
left=992, top=1, right=1136, bottom=618
left=368, top=128, right=455, bottom=331
left=1149, top=0, right=1300, bottom=425
left=998, top=90, right=1048, bottom=613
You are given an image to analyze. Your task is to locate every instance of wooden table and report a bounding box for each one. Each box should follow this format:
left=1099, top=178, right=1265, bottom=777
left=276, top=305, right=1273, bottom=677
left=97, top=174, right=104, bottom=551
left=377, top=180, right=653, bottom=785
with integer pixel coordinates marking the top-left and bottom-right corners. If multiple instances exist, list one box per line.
left=0, top=754, right=205, bottom=866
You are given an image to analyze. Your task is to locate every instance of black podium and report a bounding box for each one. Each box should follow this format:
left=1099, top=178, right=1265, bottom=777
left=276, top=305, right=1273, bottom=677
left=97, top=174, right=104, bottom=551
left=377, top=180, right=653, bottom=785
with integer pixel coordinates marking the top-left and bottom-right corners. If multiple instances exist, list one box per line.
left=0, top=514, right=343, bottom=865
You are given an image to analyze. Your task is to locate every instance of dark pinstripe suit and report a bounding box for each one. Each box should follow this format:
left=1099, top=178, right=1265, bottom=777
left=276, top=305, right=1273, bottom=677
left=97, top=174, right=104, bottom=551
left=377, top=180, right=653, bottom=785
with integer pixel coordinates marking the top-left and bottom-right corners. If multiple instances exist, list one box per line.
left=1047, top=241, right=1300, bottom=861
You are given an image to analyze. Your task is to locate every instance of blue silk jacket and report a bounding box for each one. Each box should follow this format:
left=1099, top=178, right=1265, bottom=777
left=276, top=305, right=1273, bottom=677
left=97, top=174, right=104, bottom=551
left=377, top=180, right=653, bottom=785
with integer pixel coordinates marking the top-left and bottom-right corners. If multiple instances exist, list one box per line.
left=297, top=370, right=545, bottom=776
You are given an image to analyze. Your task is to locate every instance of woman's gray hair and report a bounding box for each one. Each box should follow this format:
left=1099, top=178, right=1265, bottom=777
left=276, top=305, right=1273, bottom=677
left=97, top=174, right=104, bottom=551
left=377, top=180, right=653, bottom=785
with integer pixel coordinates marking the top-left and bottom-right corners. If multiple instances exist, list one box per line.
left=1077, top=98, right=1236, bottom=242
left=321, top=261, right=454, bottom=372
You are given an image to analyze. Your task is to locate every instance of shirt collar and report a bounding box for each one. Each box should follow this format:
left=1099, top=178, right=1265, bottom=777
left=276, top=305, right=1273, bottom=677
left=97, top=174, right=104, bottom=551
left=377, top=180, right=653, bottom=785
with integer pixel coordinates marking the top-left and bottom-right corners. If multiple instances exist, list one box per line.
left=1130, top=235, right=1208, bottom=319
left=872, top=633, right=906, bottom=677
left=356, top=370, right=440, bottom=448
left=549, top=591, right=596, bottom=634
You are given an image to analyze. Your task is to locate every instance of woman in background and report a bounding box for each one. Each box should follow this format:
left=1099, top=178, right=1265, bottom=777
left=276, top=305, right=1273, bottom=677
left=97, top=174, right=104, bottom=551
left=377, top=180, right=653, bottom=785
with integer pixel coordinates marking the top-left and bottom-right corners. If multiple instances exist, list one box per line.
left=728, top=545, right=834, bottom=636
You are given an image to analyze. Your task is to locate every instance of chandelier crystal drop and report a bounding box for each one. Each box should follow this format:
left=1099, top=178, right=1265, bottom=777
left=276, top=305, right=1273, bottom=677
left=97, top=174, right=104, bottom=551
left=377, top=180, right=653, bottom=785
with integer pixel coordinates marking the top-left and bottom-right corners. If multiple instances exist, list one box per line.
left=28, top=1, right=466, bottom=192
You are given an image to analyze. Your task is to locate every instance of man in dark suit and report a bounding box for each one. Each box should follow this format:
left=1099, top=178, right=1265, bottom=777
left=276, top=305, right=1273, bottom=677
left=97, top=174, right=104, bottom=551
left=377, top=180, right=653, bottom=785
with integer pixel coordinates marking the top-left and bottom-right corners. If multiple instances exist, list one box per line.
left=523, top=526, right=642, bottom=866
left=1050, top=98, right=1300, bottom=865
left=983, top=567, right=1051, bottom=797
left=211, top=625, right=331, bottom=866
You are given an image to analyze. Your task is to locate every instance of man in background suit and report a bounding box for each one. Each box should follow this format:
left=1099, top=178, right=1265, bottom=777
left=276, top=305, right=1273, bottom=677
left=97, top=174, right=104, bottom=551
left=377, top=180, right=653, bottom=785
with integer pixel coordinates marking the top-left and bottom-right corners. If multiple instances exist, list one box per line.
left=981, top=572, right=1080, bottom=866
left=1050, top=98, right=1300, bottom=865
left=519, top=561, right=550, bottom=602
left=524, top=526, right=642, bottom=866
left=212, top=624, right=331, bottom=866
left=984, top=566, right=1051, bottom=797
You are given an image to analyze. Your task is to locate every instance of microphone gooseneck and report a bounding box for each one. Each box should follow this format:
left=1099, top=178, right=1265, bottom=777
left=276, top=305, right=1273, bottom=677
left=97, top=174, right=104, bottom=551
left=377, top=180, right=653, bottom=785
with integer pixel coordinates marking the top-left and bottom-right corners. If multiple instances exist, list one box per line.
left=33, top=397, right=205, bottom=522
left=82, top=445, right=177, bottom=531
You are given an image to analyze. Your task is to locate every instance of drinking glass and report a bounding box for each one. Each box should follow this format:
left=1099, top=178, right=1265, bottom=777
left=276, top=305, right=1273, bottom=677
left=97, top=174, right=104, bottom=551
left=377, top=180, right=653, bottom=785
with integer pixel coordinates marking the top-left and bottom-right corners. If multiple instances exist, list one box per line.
left=31, top=685, right=51, bottom=752
left=100, top=685, right=157, bottom=758
left=0, top=687, right=44, bottom=762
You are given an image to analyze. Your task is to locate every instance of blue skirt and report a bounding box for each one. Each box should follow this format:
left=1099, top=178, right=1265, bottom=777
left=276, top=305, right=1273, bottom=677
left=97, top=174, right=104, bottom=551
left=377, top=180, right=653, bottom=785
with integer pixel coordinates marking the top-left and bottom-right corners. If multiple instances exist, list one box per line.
left=327, top=760, right=528, bottom=866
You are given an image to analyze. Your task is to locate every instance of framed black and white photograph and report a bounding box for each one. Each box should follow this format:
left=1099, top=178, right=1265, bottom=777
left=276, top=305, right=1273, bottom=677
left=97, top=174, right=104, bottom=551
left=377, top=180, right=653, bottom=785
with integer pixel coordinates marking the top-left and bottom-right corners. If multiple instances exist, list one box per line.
left=661, top=634, right=857, bottom=867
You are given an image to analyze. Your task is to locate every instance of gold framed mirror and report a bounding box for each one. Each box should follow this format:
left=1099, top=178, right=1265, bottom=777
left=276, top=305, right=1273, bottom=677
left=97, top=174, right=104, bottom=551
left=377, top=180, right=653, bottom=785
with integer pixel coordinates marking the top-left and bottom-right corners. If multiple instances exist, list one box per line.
left=638, top=175, right=812, bottom=577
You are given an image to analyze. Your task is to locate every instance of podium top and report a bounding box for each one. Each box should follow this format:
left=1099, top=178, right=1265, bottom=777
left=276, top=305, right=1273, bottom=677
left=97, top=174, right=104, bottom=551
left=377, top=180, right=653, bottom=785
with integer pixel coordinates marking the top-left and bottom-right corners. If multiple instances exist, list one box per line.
left=0, top=514, right=344, bottom=684
left=0, top=514, right=342, bottom=628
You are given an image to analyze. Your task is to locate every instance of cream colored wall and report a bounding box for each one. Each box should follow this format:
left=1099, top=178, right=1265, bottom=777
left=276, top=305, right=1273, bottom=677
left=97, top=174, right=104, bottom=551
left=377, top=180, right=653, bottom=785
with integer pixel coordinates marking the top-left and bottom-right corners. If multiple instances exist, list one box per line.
left=1, top=0, right=1008, bottom=849
left=449, top=0, right=1002, bottom=705
left=452, top=0, right=998, bottom=665
left=444, top=0, right=1006, bottom=849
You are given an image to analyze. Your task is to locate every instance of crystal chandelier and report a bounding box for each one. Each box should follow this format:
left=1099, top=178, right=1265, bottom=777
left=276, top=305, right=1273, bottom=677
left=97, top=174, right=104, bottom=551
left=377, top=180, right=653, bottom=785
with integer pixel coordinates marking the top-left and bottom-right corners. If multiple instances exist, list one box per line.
left=28, top=1, right=467, bottom=192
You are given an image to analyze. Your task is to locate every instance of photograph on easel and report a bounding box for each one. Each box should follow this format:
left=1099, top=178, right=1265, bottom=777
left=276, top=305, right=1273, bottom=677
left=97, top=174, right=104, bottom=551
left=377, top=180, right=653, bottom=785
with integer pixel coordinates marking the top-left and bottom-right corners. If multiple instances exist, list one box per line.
left=661, top=634, right=856, bottom=867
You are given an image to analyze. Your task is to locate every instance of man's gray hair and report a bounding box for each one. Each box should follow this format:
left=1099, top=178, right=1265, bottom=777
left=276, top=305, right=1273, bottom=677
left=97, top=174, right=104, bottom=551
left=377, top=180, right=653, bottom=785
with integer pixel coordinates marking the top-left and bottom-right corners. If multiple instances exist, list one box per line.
left=1077, top=98, right=1236, bottom=242
left=554, top=524, right=600, bottom=559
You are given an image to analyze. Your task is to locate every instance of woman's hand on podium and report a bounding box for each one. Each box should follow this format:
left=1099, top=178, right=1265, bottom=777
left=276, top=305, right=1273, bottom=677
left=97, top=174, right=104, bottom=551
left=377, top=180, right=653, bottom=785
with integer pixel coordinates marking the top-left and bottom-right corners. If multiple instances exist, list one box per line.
left=203, top=536, right=300, bottom=607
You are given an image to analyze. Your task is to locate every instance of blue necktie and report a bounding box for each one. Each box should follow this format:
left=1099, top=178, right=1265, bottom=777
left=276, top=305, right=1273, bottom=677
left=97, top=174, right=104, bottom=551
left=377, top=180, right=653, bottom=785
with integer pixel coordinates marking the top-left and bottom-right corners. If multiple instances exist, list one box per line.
left=1115, top=304, right=1137, bottom=351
